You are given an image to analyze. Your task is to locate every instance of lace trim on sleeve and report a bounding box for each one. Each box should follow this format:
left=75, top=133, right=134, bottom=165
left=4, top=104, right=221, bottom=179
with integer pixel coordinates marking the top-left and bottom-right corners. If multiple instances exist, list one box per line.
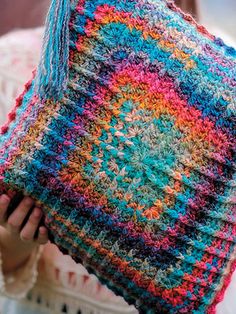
left=0, top=245, right=43, bottom=299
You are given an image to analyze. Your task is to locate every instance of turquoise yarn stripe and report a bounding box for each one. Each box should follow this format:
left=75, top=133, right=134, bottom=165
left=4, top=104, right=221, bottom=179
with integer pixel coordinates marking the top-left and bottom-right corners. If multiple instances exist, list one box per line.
left=35, top=0, right=71, bottom=100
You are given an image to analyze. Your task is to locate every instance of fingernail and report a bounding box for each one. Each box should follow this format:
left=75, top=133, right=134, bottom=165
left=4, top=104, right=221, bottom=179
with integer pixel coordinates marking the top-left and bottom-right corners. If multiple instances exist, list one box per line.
left=0, top=194, right=10, bottom=204
left=40, top=227, right=47, bottom=235
left=25, top=196, right=34, bottom=206
left=34, top=208, right=42, bottom=218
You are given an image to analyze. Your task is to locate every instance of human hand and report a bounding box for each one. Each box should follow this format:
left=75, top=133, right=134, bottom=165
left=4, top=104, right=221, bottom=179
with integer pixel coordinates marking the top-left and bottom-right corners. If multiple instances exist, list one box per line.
left=0, top=192, right=48, bottom=273
left=0, top=192, right=48, bottom=245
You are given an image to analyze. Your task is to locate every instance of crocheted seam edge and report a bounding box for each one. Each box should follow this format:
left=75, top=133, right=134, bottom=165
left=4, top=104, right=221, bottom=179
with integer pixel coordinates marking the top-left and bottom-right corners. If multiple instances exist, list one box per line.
left=166, top=0, right=235, bottom=54
left=207, top=250, right=236, bottom=313
left=0, top=73, right=35, bottom=136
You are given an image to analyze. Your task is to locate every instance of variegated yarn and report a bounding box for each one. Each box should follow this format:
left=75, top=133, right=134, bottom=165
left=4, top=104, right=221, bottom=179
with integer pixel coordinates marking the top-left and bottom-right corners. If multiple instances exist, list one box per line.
left=0, top=0, right=236, bottom=313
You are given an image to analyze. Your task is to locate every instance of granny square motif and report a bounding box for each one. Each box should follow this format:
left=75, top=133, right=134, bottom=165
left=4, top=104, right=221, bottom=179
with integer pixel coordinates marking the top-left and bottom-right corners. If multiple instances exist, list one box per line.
left=0, top=0, right=236, bottom=312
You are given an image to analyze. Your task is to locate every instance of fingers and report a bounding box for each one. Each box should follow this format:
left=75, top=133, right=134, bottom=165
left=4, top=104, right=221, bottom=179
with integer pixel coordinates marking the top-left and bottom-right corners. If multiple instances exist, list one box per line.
left=0, top=194, right=11, bottom=225
left=20, top=207, right=43, bottom=242
left=6, top=190, right=16, bottom=199
left=7, top=196, right=35, bottom=234
left=37, top=226, right=49, bottom=245
left=0, top=193, right=49, bottom=246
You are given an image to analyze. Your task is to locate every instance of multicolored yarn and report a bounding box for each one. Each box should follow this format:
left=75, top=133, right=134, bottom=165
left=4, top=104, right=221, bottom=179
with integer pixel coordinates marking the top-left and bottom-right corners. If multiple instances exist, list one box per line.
left=0, top=0, right=236, bottom=312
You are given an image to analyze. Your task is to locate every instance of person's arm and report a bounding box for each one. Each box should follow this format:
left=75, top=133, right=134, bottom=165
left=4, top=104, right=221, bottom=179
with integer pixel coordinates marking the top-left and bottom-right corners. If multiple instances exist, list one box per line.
left=0, top=193, right=48, bottom=274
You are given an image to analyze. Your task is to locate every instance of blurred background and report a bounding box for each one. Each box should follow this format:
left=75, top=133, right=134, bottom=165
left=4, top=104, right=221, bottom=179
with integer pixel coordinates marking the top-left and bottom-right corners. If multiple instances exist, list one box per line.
left=0, top=0, right=235, bottom=125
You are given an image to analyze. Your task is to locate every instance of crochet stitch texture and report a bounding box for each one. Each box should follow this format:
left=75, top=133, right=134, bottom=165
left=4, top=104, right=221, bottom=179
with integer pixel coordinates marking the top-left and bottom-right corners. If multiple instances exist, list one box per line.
left=0, top=0, right=236, bottom=312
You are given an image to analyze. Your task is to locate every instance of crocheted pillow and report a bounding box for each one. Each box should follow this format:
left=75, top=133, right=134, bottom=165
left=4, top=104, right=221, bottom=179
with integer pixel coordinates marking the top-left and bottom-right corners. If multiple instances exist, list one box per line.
left=0, top=0, right=235, bottom=312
